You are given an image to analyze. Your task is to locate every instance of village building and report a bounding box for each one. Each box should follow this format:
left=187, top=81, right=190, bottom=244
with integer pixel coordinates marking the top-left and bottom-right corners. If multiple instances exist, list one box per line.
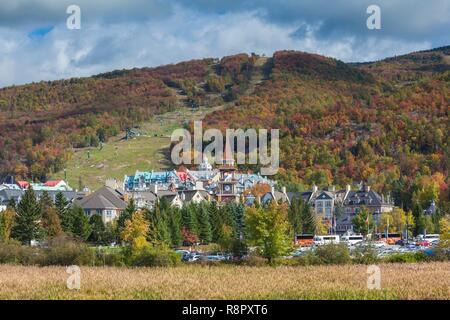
left=0, top=180, right=81, bottom=212
left=261, top=186, right=290, bottom=205
left=123, top=155, right=275, bottom=202
left=261, top=183, right=394, bottom=234
left=74, top=186, right=127, bottom=224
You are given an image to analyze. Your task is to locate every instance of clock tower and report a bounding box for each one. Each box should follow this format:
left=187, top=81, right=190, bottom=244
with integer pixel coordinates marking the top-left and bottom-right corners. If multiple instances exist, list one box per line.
left=217, top=158, right=239, bottom=204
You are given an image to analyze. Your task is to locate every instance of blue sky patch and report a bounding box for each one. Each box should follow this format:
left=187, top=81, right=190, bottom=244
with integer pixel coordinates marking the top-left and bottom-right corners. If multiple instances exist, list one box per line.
left=28, top=26, right=54, bottom=39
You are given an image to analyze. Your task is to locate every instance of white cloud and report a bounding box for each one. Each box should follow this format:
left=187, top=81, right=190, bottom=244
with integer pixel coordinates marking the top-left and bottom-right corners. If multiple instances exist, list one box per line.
left=0, top=8, right=436, bottom=87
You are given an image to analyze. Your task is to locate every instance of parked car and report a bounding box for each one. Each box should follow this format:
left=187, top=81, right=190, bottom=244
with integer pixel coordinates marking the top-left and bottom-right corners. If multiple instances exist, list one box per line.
left=206, top=253, right=227, bottom=261
left=416, top=240, right=430, bottom=247
left=313, top=235, right=340, bottom=246
left=175, top=249, right=191, bottom=256
left=186, top=254, right=204, bottom=262
left=341, top=234, right=364, bottom=246
left=418, top=234, right=440, bottom=244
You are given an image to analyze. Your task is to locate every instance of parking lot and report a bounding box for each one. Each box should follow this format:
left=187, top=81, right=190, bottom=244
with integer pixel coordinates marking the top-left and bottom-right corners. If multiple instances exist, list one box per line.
left=291, top=240, right=440, bottom=258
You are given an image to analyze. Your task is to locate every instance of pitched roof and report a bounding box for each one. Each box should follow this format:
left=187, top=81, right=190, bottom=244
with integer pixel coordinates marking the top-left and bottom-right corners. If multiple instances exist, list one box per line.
left=44, top=180, right=63, bottom=187
left=16, top=181, right=29, bottom=189
left=287, top=191, right=312, bottom=203
left=181, top=190, right=209, bottom=202
left=131, top=191, right=158, bottom=202
left=262, top=191, right=289, bottom=204
left=157, top=190, right=179, bottom=202
left=75, top=186, right=127, bottom=210
left=316, top=191, right=334, bottom=200
left=344, top=189, right=384, bottom=206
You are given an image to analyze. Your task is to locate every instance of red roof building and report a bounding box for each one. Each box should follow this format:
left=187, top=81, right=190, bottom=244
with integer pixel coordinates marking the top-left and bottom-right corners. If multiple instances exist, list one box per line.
left=16, top=181, right=30, bottom=189
left=44, top=180, right=63, bottom=187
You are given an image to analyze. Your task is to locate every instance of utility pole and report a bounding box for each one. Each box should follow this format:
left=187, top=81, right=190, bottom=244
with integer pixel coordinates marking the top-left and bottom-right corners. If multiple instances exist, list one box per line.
left=385, top=215, right=389, bottom=243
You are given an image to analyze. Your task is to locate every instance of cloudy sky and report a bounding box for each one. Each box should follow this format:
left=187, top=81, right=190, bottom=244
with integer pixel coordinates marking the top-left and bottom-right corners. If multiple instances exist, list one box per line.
left=0, top=0, right=449, bottom=88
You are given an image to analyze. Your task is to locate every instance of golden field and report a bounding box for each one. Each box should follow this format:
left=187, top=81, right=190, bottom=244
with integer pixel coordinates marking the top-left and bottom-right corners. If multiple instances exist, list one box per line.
left=0, top=263, right=448, bottom=300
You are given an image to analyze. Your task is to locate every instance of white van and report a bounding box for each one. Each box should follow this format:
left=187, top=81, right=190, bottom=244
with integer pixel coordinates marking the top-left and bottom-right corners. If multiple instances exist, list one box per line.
left=341, top=234, right=364, bottom=246
left=418, top=234, right=440, bottom=243
left=313, top=235, right=340, bottom=246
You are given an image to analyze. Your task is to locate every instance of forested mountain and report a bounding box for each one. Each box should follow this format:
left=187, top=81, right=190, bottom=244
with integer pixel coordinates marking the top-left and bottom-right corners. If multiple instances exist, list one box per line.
left=0, top=47, right=448, bottom=211
left=202, top=46, right=449, bottom=212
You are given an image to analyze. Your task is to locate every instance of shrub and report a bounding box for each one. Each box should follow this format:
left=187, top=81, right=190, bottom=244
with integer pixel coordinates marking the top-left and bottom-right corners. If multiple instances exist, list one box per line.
left=39, top=236, right=93, bottom=266
left=351, top=245, right=379, bottom=265
left=383, top=251, right=429, bottom=263
left=291, top=251, right=321, bottom=266
left=130, top=244, right=181, bottom=267
left=430, top=243, right=450, bottom=261
left=94, top=250, right=126, bottom=267
left=238, top=253, right=267, bottom=267
left=0, top=241, right=40, bottom=265
left=314, top=244, right=351, bottom=265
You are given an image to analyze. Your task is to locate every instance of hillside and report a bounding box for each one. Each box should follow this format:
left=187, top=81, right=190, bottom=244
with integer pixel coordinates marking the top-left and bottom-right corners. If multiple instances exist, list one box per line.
left=0, top=47, right=449, bottom=211
left=201, top=47, right=449, bottom=211
left=51, top=105, right=224, bottom=190
left=0, top=54, right=256, bottom=181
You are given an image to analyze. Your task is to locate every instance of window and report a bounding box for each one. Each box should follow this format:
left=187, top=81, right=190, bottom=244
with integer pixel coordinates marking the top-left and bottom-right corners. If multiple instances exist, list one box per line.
left=325, top=201, right=332, bottom=207
left=106, top=210, right=113, bottom=218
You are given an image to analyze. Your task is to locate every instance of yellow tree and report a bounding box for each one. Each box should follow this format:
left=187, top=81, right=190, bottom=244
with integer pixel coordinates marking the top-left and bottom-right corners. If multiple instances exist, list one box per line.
left=412, top=173, right=444, bottom=208
left=245, top=203, right=291, bottom=264
left=379, top=208, right=408, bottom=233
left=0, top=208, right=16, bottom=242
left=120, top=211, right=150, bottom=251
left=315, top=215, right=328, bottom=235
left=439, top=216, right=450, bottom=248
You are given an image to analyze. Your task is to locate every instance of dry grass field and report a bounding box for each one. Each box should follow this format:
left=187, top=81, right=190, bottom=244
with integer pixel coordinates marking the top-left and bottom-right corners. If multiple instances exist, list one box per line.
left=0, top=263, right=448, bottom=300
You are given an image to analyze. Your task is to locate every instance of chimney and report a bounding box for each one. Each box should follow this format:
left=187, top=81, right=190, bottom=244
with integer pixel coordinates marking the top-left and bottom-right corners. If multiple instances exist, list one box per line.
left=313, top=184, right=318, bottom=193
left=364, top=185, right=370, bottom=192
left=195, top=181, right=204, bottom=190
left=330, top=185, right=336, bottom=192
left=180, top=192, right=186, bottom=201
left=150, top=184, right=158, bottom=194
left=346, top=184, right=351, bottom=193
left=282, top=186, right=287, bottom=195
left=271, top=186, right=275, bottom=194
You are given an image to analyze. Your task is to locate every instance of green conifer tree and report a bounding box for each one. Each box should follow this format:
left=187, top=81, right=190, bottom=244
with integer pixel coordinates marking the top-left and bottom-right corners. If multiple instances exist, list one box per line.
left=118, top=197, right=137, bottom=233
left=88, top=214, right=106, bottom=244
left=197, top=203, right=212, bottom=244
left=12, top=187, right=44, bottom=244
left=70, top=205, right=91, bottom=241
left=55, top=192, right=70, bottom=231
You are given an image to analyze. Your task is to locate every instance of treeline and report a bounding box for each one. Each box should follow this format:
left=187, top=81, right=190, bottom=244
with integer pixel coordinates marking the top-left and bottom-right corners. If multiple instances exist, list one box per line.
left=1, top=187, right=449, bottom=266
left=0, top=185, right=319, bottom=264
left=1, top=186, right=446, bottom=249
left=0, top=188, right=113, bottom=245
